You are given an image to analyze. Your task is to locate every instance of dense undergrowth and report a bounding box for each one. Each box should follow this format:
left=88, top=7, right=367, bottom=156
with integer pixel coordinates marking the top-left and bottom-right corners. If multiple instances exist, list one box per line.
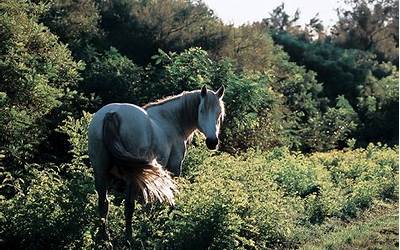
left=0, top=115, right=397, bottom=249
left=0, top=1, right=398, bottom=249
left=300, top=202, right=398, bottom=250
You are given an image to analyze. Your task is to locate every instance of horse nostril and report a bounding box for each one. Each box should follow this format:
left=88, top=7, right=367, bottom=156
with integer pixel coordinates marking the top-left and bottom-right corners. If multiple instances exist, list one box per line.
left=206, top=138, right=218, bottom=149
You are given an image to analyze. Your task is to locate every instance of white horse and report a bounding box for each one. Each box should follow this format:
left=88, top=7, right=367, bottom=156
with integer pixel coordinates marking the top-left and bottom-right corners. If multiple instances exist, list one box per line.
left=88, top=85, right=225, bottom=243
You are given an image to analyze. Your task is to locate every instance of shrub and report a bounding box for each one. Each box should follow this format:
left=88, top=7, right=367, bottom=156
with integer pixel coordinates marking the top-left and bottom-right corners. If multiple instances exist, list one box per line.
left=0, top=113, right=97, bottom=249
left=80, top=47, right=144, bottom=108
left=0, top=0, right=83, bottom=167
left=309, top=144, right=399, bottom=218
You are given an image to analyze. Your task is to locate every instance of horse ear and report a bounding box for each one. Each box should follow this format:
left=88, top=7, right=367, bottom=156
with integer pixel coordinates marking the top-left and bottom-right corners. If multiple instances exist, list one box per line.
left=216, top=85, right=225, bottom=99
left=201, top=85, right=207, bottom=97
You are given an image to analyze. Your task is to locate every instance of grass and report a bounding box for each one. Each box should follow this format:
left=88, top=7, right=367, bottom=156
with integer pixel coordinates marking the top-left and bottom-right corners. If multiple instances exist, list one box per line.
left=301, top=202, right=399, bottom=250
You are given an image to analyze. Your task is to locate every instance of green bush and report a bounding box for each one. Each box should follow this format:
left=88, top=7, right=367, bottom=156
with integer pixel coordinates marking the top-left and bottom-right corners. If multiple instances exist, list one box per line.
left=80, top=47, right=144, bottom=108
left=1, top=112, right=397, bottom=249
left=0, top=165, right=97, bottom=249
left=0, top=0, right=83, bottom=167
left=303, top=95, right=359, bottom=151
left=309, top=144, right=399, bottom=218
left=0, top=113, right=97, bottom=249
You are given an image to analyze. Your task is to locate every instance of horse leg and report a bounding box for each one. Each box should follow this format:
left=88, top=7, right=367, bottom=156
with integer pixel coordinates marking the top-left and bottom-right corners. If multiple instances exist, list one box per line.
left=124, top=181, right=136, bottom=246
left=89, top=133, right=113, bottom=243
left=167, top=144, right=185, bottom=177
left=95, top=175, right=111, bottom=241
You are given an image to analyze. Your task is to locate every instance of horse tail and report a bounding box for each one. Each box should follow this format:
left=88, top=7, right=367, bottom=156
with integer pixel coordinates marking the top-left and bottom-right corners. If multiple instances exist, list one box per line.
left=102, top=111, right=177, bottom=205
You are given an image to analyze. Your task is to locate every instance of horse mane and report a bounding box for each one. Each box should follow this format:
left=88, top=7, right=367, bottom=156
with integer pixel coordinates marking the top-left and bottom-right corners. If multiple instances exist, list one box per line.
left=142, top=90, right=200, bottom=109
left=143, top=91, right=201, bottom=133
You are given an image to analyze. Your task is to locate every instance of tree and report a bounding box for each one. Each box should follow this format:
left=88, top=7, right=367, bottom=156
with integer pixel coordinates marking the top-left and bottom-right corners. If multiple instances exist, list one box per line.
left=0, top=0, right=83, bottom=168
left=97, top=0, right=228, bottom=65
left=262, top=3, right=301, bottom=33
left=216, top=24, right=283, bottom=73
left=332, top=0, right=399, bottom=64
left=303, top=96, right=359, bottom=151
left=80, top=47, right=144, bottom=108
left=356, top=63, right=399, bottom=144
left=40, top=0, right=102, bottom=59
left=304, top=14, right=326, bottom=41
left=271, top=32, right=375, bottom=103
left=220, top=71, right=291, bottom=152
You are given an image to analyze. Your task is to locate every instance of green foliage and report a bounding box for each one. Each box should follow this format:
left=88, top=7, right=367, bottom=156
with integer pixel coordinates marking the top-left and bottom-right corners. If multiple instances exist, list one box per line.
left=80, top=47, right=144, bottom=108
left=0, top=0, right=398, bottom=249
left=356, top=63, right=399, bottom=144
left=217, top=24, right=282, bottom=73
left=96, top=0, right=227, bottom=65
left=221, top=72, right=290, bottom=151
left=333, top=0, right=399, bottom=64
left=272, top=32, right=373, bottom=101
left=40, top=0, right=102, bottom=58
left=271, top=32, right=398, bottom=147
left=147, top=48, right=216, bottom=99
left=0, top=166, right=97, bottom=249
left=303, top=96, right=359, bottom=151
left=57, top=111, right=92, bottom=162
left=1, top=113, right=97, bottom=249
left=310, top=144, right=399, bottom=218
left=0, top=0, right=83, bottom=166
left=1, top=116, right=397, bottom=249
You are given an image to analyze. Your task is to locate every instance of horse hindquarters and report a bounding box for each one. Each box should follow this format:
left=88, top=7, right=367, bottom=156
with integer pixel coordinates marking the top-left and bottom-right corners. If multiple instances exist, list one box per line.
left=102, top=112, right=177, bottom=242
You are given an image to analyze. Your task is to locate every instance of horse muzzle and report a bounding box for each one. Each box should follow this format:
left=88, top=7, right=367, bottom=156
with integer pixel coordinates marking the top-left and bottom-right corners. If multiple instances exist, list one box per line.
left=205, top=138, right=219, bottom=150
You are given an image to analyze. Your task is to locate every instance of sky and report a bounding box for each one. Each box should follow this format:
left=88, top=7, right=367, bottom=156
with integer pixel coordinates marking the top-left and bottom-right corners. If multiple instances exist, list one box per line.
left=202, top=0, right=342, bottom=28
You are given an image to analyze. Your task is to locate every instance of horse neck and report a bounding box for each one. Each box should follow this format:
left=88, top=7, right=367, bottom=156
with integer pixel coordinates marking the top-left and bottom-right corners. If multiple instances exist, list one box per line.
left=150, top=92, right=200, bottom=140
left=178, top=92, right=200, bottom=138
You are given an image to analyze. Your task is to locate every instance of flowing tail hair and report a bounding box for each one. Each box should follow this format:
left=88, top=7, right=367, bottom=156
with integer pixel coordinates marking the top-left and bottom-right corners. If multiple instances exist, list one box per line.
left=102, top=111, right=177, bottom=205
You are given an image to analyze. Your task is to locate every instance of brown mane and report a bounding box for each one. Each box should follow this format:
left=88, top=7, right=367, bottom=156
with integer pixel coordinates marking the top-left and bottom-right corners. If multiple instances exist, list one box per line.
left=142, top=90, right=200, bottom=109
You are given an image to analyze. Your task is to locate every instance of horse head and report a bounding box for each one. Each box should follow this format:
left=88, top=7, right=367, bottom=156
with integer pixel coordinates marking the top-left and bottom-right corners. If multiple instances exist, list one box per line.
left=197, top=85, right=225, bottom=150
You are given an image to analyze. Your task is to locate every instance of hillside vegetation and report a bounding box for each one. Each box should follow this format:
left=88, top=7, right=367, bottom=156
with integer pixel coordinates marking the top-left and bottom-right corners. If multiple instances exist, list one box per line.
left=1, top=115, right=398, bottom=248
left=301, top=202, right=398, bottom=250
left=0, top=0, right=398, bottom=249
